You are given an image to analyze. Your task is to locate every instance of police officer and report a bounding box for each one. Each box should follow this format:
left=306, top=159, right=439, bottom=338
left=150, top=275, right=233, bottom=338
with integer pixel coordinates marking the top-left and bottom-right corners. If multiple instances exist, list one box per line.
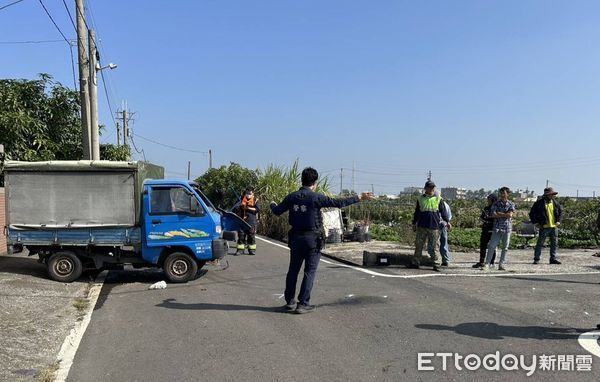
left=270, top=167, right=373, bottom=314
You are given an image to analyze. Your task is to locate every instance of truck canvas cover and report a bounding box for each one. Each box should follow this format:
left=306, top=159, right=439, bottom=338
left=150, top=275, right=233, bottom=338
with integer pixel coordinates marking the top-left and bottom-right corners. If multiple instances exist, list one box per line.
left=4, top=160, right=164, bottom=228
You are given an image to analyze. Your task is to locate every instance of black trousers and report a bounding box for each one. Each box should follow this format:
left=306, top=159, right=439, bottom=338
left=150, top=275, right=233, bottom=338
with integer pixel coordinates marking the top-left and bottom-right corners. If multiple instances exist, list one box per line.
left=285, top=232, right=321, bottom=306
left=479, top=230, right=496, bottom=264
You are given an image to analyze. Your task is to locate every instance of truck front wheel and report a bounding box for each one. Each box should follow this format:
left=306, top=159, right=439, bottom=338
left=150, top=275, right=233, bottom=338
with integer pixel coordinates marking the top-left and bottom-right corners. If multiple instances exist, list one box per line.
left=163, top=252, right=198, bottom=283
left=47, top=251, right=83, bottom=283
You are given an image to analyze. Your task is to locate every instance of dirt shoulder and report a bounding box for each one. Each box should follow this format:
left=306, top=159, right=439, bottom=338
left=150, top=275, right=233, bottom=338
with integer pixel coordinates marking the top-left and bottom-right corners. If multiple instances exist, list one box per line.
left=0, top=251, right=91, bottom=381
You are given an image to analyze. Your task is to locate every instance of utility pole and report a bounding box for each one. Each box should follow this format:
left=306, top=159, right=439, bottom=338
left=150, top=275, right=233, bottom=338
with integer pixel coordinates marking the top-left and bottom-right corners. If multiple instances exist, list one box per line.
left=88, top=29, right=100, bottom=160
left=116, top=102, right=134, bottom=148
left=371, top=184, right=374, bottom=194
left=76, top=0, right=91, bottom=159
left=187, top=161, right=191, bottom=180
left=122, top=108, right=128, bottom=144
left=427, top=170, right=432, bottom=181
left=546, top=179, right=549, bottom=188
left=208, top=149, right=212, bottom=169
left=116, top=122, right=121, bottom=146
left=340, top=168, right=343, bottom=195
left=352, top=161, right=355, bottom=195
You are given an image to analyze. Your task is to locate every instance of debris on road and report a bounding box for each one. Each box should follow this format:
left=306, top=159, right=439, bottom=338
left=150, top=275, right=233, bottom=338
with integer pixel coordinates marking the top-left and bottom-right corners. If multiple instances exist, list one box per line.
left=148, top=281, right=167, bottom=290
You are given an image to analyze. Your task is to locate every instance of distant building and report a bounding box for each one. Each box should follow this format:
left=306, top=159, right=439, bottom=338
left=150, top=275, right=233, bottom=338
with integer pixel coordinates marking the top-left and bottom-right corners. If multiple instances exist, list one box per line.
left=400, top=187, right=422, bottom=196
left=514, top=191, right=537, bottom=203
left=382, top=194, right=399, bottom=200
left=441, top=187, right=466, bottom=200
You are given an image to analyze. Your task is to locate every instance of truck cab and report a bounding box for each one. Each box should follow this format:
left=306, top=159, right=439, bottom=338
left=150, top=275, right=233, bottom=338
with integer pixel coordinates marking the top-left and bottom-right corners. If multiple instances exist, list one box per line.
left=141, top=180, right=246, bottom=281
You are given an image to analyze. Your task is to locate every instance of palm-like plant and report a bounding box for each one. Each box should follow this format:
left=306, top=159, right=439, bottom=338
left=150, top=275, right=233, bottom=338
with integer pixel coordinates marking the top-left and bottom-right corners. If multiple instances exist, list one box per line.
left=256, top=160, right=330, bottom=241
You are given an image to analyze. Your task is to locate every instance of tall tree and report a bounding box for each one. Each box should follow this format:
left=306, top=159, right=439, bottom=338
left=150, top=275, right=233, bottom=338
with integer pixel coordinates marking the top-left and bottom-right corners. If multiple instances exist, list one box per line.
left=0, top=74, right=129, bottom=163
left=194, top=163, right=259, bottom=209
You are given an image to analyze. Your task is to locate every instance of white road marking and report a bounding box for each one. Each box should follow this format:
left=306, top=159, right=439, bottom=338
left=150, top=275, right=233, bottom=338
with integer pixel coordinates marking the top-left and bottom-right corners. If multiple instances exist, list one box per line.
left=578, top=331, right=600, bottom=358
left=54, top=271, right=106, bottom=382
left=256, top=236, right=600, bottom=279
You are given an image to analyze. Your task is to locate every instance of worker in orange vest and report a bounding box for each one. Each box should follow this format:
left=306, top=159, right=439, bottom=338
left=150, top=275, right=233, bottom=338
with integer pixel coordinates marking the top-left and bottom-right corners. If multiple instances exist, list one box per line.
left=235, top=187, right=260, bottom=255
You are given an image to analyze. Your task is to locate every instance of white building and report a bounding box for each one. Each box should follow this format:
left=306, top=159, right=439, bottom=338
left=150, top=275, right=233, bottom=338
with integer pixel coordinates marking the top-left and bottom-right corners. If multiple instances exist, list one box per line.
left=441, top=187, right=467, bottom=200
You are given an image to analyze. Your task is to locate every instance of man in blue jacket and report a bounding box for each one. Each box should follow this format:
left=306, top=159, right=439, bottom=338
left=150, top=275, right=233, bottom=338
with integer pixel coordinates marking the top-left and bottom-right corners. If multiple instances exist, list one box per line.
left=529, top=187, right=563, bottom=265
left=412, top=180, right=451, bottom=272
left=270, top=167, right=372, bottom=314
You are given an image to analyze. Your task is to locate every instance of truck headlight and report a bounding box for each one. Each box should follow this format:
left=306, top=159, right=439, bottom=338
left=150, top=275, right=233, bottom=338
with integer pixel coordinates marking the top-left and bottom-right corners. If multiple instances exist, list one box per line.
left=216, top=225, right=222, bottom=234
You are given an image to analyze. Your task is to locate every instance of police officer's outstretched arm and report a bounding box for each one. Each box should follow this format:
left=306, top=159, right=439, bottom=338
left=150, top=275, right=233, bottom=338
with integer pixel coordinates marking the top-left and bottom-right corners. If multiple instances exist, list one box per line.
left=315, top=194, right=360, bottom=209
left=314, top=191, right=375, bottom=209
left=270, top=196, right=290, bottom=216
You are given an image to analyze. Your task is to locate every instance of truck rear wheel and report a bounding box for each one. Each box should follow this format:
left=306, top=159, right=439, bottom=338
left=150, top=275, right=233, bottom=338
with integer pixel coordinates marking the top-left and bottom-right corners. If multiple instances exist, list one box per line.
left=47, top=251, right=83, bottom=283
left=163, top=252, right=198, bottom=283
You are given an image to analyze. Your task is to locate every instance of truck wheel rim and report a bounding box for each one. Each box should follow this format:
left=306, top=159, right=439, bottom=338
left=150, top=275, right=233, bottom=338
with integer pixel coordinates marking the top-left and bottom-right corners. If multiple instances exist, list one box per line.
left=55, top=258, right=73, bottom=276
left=172, top=259, right=189, bottom=276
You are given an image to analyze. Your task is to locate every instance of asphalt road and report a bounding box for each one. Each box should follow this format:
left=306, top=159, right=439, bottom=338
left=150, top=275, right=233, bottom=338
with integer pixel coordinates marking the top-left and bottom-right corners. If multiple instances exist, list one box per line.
left=67, top=237, right=600, bottom=382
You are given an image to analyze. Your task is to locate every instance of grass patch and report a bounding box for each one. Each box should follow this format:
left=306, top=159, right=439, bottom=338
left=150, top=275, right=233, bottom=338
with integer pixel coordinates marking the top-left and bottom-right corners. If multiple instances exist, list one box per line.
left=72, top=297, right=89, bottom=320
left=35, top=361, right=60, bottom=382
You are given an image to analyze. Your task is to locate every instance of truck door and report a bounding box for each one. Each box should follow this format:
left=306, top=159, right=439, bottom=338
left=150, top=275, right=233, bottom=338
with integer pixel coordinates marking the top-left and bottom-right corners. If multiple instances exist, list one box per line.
left=144, top=185, right=214, bottom=260
left=219, top=208, right=252, bottom=233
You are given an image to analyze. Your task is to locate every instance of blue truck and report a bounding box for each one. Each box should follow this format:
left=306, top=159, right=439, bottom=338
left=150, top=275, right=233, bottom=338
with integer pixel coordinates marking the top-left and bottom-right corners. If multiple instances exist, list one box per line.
left=3, top=160, right=248, bottom=283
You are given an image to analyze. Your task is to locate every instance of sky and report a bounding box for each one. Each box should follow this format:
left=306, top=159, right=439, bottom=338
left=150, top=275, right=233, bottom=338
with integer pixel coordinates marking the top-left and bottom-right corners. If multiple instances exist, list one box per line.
left=2, top=0, right=600, bottom=197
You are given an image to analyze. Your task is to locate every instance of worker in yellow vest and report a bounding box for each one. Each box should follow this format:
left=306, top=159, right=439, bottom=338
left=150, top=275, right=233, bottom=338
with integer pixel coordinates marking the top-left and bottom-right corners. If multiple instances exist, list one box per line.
left=411, top=180, right=451, bottom=272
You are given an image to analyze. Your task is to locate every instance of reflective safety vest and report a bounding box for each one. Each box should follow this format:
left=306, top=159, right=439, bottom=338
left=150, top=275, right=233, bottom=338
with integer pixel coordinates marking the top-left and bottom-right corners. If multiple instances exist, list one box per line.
left=239, top=196, right=259, bottom=225
left=242, top=196, right=257, bottom=208
left=418, top=195, right=442, bottom=212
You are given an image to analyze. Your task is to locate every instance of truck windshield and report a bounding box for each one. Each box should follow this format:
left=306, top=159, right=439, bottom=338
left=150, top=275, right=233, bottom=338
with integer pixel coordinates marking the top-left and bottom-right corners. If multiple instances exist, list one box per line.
left=193, top=186, right=217, bottom=213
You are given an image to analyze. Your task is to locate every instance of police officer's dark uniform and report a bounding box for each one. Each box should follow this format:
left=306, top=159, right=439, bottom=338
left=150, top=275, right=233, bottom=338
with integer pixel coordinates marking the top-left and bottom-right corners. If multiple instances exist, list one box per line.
left=271, top=187, right=360, bottom=313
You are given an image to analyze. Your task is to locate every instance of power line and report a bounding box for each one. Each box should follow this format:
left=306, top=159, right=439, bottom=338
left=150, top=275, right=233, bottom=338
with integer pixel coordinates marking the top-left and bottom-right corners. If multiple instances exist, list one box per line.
left=342, top=157, right=600, bottom=177
left=131, top=132, right=208, bottom=154
left=37, top=0, right=71, bottom=44
left=0, top=0, right=24, bottom=11
left=548, top=180, right=600, bottom=190
left=84, top=0, right=121, bottom=136
left=99, top=68, right=117, bottom=129
left=68, top=43, right=77, bottom=89
left=36, top=0, right=77, bottom=90
left=0, top=39, right=76, bottom=44
left=129, top=134, right=146, bottom=161
left=61, top=0, right=76, bottom=31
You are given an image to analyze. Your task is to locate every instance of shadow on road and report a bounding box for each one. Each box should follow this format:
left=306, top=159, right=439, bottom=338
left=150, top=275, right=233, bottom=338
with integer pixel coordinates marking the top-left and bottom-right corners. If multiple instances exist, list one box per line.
left=415, top=322, right=584, bottom=340
left=0, top=255, right=47, bottom=279
left=498, top=275, right=600, bottom=286
left=321, top=295, right=391, bottom=307
left=155, top=298, right=284, bottom=313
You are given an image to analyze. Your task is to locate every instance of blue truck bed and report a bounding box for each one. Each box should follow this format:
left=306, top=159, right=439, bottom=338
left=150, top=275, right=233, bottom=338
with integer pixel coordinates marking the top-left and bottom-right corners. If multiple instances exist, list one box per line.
left=8, top=227, right=142, bottom=246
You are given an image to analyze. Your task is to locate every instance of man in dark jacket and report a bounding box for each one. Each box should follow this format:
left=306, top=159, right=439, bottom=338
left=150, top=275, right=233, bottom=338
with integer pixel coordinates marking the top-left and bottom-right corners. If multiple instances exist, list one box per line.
left=270, top=167, right=373, bottom=314
left=472, top=194, right=497, bottom=268
left=529, top=187, right=563, bottom=265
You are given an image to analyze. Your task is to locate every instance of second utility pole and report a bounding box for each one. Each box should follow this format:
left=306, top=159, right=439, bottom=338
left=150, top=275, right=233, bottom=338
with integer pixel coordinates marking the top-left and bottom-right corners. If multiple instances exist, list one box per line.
left=76, top=0, right=91, bottom=160
left=88, top=29, right=100, bottom=160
